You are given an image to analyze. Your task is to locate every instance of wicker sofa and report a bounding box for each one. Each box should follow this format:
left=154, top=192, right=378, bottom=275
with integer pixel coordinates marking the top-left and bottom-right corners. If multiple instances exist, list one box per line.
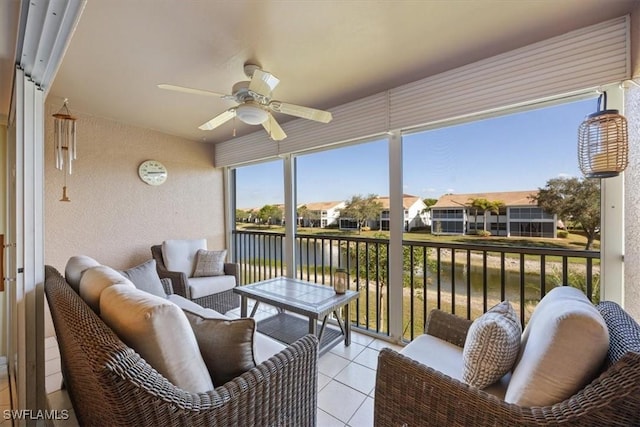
left=45, top=265, right=319, bottom=426
left=374, top=299, right=640, bottom=426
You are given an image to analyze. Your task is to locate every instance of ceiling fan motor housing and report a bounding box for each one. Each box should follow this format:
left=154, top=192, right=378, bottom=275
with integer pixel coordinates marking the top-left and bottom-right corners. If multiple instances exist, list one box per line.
left=232, top=81, right=252, bottom=101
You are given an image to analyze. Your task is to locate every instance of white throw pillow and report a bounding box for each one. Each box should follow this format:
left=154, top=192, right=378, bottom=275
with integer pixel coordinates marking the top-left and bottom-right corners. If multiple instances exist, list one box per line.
left=462, top=300, right=521, bottom=389
left=504, top=286, right=609, bottom=406
left=65, top=255, right=100, bottom=294
left=79, top=265, right=135, bottom=313
left=100, top=284, right=214, bottom=393
left=161, top=239, right=207, bottom=277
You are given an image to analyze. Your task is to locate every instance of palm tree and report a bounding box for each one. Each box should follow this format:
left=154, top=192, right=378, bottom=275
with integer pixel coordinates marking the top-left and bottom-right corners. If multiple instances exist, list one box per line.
left=468, top=198, right=491, bottom=234
left=488, top=200, right=505, bottom=235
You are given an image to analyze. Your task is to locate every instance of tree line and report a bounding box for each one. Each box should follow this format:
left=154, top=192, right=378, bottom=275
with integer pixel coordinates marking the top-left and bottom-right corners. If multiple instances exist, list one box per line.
left=235, top=177, right=600, bottom=250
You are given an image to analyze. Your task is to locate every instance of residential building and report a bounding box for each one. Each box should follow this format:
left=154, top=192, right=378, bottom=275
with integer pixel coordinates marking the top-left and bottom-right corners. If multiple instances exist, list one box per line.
left=431, top=191, right=557, bottom=238
left=297, top=200, right=345, bottom=228
left=376, top=194, right=429, bottom=231
left=338, top=194, right=428, bottom=231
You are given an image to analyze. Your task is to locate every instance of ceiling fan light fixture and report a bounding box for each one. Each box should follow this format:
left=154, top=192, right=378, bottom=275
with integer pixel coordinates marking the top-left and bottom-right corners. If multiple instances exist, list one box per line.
left=236, top=103, right=268, bottom=125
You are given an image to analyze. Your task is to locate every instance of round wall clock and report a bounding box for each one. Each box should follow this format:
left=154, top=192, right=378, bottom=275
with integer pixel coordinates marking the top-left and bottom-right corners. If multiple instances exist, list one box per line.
left=138, top=160, right=168, bottom=186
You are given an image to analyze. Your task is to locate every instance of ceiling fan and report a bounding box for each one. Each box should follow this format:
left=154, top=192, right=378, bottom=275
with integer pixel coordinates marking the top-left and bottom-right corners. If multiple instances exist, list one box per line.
left=158, top=63, right=333, bottom=141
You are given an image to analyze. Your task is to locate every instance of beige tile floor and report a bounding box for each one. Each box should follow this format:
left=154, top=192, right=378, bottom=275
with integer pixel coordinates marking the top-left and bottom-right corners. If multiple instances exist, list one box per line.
left=226, top=303, right=405, bottom=427
left=37, top=301, right=402, bottom=427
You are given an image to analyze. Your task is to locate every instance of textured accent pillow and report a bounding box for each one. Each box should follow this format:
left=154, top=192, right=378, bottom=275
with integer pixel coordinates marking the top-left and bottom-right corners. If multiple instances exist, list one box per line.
left=100, top=285, right=214, bottom=393
left=79, top=265, right=136, bottom=313
left=462, top=300, right=522, bottom=389
left=193, top=249, right=227, bottom=277
left=119, top=259, right=166, bottom=298
left=183, top=309, right=256, bottom=385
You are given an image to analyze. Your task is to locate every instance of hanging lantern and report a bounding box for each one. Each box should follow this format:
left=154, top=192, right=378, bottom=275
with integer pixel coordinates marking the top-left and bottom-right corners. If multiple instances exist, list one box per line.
left=578, top=92, right=628, bottom=179
left=52, top=99, right=77, bottom=201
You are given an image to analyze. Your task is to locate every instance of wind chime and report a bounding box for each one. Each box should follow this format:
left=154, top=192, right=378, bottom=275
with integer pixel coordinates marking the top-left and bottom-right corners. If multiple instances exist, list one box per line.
left=53, top=99, right=77, bottom=201
left=577, top=92, right=628, bottom=178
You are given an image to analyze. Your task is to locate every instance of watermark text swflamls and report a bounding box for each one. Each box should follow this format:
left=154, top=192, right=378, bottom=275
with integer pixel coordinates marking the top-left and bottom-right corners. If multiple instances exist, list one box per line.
left=3, top=409, right=70, bottom=420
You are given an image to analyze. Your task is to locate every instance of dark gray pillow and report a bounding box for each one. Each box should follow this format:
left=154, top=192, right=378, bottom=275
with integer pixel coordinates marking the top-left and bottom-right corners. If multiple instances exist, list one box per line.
left=183, top=309, right=257, bottom=386
left=119, top=259, right=166, bottom=298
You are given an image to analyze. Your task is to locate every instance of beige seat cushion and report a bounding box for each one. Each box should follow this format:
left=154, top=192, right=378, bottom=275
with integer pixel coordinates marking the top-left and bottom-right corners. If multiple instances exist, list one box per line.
left=168, top=293, right=228, bottom=319
left=79, top=265, right=135, bottom=313
left=188, top=275, right=237, bottom=299
left=505, top=286, right=609, bottom=406
left=100, top=284, right=214, bottom=393
left=161, top=239, right=207, bottom=277
left=65, top=255, right=100, bottom=293
left=463, top=301, right=521, bottom=389
left=401, top=334, right=509, bottom=400
left=167, top=294, right=286, bottom=363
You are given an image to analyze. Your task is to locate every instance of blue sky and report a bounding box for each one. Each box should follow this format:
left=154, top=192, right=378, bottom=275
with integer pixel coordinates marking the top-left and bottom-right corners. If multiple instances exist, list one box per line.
left=235, top=97, right=597, bottom=209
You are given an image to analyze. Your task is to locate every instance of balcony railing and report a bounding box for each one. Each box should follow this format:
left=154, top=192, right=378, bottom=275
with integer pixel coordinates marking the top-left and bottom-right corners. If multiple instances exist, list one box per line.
left=232, top=229, right=600, bottom=342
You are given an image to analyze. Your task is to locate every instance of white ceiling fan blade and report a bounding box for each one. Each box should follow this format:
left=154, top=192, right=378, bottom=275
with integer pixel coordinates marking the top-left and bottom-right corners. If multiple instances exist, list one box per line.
left=158, top=83, right=231, bottom=99
left=198, top=109, right=236, bottom=130
left=269, top=101, right=332, bottom=123
left=262, top=114, right=287, bottom=141
left=248, top=69, right=280, bottom=97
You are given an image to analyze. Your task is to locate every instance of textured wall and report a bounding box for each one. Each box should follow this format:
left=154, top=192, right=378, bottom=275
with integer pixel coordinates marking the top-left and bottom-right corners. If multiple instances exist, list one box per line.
left=625, top=84, right=640, bottom=321
left=632, top=3, right=640, bottom=78
left=44, top=104, right=225, bottom=272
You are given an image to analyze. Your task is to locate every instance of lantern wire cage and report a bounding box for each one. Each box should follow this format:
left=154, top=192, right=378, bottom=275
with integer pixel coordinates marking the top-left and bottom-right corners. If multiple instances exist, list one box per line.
left=52, top=99, right=77, bottom=201
left=577, top=92, right=628, bottom=179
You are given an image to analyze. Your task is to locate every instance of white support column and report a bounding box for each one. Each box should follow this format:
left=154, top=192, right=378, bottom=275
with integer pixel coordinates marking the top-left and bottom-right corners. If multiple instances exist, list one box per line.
left=223, top=167, right=236, bottom=264
left=10, top=68, right=46, bottom=418
left=283, top=155, right=297, bottom=278
left=388, top=131, right=404, bottom=342
left=599, top=83, right=625, bottom=305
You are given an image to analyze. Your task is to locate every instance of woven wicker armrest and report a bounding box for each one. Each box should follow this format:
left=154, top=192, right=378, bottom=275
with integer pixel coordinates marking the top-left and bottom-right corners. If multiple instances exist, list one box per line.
left=374, top=348, right=640, bottom=426
left=151, top=244, right=191, bottom=298
left=159, top=278, right=174, bottom=295
left=424, top=309, right=473, bottom=347
left=107, top=334, right=319, bottom=427
left=223, top=262, right=241, bottom=286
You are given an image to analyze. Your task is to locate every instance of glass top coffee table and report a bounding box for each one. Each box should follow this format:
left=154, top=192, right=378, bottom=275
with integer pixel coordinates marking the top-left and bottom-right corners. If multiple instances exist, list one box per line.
left=234, top=277, right=359, bottom=354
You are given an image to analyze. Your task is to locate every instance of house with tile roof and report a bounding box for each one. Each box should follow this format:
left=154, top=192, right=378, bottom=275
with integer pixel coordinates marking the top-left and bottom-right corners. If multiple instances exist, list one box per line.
left=339, top=194, right=428, bottom=231
left=297, top=200, right=345, bottom=228
left=430, top=190, right=557, bottom=238
left=375, top=194, right=429, bottom=231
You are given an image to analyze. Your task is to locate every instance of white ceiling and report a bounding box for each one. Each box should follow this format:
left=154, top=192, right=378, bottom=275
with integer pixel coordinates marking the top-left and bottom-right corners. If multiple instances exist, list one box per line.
left=3, top=0, right=639, bottom=143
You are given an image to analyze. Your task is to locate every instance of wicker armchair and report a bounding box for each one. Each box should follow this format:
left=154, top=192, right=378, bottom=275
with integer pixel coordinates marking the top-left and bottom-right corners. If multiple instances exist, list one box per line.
left=151, top=244, right=240, bottom=313
left=374, top=304, right=640, bottom=426
left=45, top=265, right=318, bottom=427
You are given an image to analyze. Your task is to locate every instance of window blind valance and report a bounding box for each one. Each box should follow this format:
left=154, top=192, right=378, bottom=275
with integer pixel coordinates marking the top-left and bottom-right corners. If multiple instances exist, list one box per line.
left=215, top=16, right=629, bottom=168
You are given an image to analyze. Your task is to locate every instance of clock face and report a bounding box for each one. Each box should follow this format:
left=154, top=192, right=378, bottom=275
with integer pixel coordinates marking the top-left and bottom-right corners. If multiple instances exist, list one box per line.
left=138, top=160, right=167, bottom=186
